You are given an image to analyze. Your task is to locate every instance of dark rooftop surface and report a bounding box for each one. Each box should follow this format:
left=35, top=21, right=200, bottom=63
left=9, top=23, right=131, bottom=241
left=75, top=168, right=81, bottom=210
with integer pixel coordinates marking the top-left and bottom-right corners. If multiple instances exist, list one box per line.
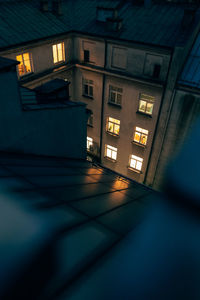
left=0, top=56, right=18, bottom=70
left=179, top=31, right=200, bottom=89
left=0, top=152, right=156, bottom=299
left=0, top=0, right=198, bottom=50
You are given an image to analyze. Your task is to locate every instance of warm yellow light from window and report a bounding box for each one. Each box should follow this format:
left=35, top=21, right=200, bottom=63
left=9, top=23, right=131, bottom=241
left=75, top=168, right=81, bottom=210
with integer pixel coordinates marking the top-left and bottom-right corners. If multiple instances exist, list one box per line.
left=107, top=117, right=120, bottom=135
left=130, top=155, right=143, bottom=171
left=16, top=53, right=31, bottom=76
left=134, top=127, right=148, bottom=145
left=105, top=145, right=117, bottom=160
left=52, top=42, right=64, bottom=64
left=87, top=136, right=93, bottom=150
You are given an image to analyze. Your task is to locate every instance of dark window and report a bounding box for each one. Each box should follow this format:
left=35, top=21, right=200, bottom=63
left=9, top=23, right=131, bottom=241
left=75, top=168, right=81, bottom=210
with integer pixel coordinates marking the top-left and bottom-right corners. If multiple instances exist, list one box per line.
left=153, top=64, right=161, bottom=78
left=84, top=50, right=90, bottom=63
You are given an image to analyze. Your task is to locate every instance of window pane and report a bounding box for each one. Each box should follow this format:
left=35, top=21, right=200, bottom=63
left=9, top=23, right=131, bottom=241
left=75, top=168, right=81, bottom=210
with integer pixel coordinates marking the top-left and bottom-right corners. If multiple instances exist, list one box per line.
left=107, top=148, right=111, bottom=158
left=139, top=100, right=146, bottom=112
left=141, top=134, right=147, bottom=145
left=134, top=132, right=141, bottom=143
left=16, top=55, right=24, bottom=76
left=146, top=103, right=153, bottom=114
left=110, top=92, right=115, bottom=102
left=53, top=45, right=58, bottom=63
left=84, top=84, right=88, bottom=95
left=112, top=150, right=117, bottom=160
left=108, top=122, right=114, bottom=133
left=89, top=86, right=93, bottom=96
left=130, top=159, right=136, bottom=169
left=117, top=93, right=122, bottom=105
left=136, top=161, right=142, bottom=171
left=58, top=43, right=63, bottom=61
left=23, top=53, right=31, bottom=73
left=114, top=124, right=120, bottom=135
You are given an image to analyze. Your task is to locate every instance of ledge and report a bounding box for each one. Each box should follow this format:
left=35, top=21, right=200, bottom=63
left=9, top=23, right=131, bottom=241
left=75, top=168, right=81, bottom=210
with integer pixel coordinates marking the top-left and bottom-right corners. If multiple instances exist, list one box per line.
left=106, top=131, right=120, bottom=137
left=127, top=166, right=142, bottom=174
left=132, top=141, right=146, bottom=148
left=104, top=156, right=117, bottom=163
left=82, top=94, right=94, bottom=100
left=107, top=102, right=121, bottom=108
left=136, top=111, right=152, bottom=118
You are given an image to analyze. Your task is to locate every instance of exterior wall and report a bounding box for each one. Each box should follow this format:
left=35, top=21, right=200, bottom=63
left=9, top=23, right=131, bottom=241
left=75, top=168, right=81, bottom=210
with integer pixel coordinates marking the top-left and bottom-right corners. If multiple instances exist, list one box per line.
left=106, top=42, right=170, bottom=82
left=0, top=67, right=87, bottom=159
left=152, top=88, right=200, bottom=188
left=74, top=67, right=103, bottom=155
left=74, top=36, right=105, bottom=67
left=101, top=75, right=163, bottom=183
left=0, top=36, right=73, bottom=79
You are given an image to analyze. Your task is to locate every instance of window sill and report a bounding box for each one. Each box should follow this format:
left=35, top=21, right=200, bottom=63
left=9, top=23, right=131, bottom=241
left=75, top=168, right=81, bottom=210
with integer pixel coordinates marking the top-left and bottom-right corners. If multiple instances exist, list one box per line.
left=108, top=101, right=122, bottom=108
left=136, top=111, right=152, bottom=118
left=132, top=141, right=146, bottom=148
left=82, top=94, right=94, bottom=100
left=19, top=72, right=33, bottom=79
left=106, top=131, right=119, bottom=137
left=104, top=156, right=117, bottom=163
left=127, top=167, right=142, bottom=174
left=53, top=60, right=65, bottom=65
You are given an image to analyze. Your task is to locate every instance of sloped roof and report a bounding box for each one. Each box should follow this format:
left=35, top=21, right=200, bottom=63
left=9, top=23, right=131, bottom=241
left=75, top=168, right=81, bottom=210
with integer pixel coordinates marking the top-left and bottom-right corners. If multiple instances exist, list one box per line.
left=179, top=31, right=200, bottom=89
left=0, top=0, right=198, bottom=50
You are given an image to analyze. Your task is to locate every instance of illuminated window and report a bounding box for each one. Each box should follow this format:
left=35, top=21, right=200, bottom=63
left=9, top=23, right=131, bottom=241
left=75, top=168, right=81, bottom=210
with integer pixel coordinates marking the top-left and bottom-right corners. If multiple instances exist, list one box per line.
left=138, top=94, right=155, bottom=115
left=133, top=127, right=148, bottom=146
left=87, top=137, right=93, bottom=151
left=105, top=144, right=117, bottom=161
left=129, top=155, right=143, bottom=172
left=109, top=85, right=122, bottom=106
left=87, top=111, right=93, bottom=126
left=83, top=79, right=93, bottom=98
left=16, top=53, right=32, bottom=76
left=52, top=42, right=65, bottom=64
left=107, top=117, right=120, bottom=136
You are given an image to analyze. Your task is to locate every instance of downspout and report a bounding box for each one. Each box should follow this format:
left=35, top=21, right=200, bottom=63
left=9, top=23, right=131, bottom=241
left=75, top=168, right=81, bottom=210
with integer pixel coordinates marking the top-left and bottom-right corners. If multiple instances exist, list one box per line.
left=99, top=39, right=107, bottom=161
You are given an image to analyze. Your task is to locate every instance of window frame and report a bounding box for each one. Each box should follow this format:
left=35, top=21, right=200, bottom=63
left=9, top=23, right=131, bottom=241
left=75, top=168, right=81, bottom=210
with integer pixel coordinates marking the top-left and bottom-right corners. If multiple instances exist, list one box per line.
left=52, top=42, right=65, bottom=64
left=108, top=85, right=123, bottom=106
left=105, top=144, right=117, bottom=161
left=83, top=78, right=94, bottom=98
left=128, top=154, right=143, bottom=173
left=133, top=127, right=148, bottom=146
left=87, top=137, right=93, bottom=151
left=106, top=117, right=120, bottom=136
left=87, top=111, right=93, bottom=127
left=16, top=52, right=33, bottom=77
left=138, top=93, right=155, bottom=116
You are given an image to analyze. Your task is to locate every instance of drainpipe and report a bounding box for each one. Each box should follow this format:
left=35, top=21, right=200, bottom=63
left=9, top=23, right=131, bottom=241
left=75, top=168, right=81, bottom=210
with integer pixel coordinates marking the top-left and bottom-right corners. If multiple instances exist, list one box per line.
left=99, top=39, right=108, bottom=161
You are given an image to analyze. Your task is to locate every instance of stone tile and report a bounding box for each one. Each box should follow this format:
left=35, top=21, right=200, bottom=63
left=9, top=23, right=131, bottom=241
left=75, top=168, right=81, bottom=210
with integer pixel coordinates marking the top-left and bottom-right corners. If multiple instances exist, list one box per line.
left=0, top=177, right=33, bottom=191
left=0, top=167, right=14, bottom=177
left=25, top=175, right=96, bottom=188
left=97, top=201, right=146, bottom=235
left=53, top=222, right=117, bottom=282
left=70, top=191, right=134, bottom=217
left=118, top=186, right=150, bottom=200
left=42, top=183, right=115, bottom=203
left=5, top=166, right=82, bottom=176
left=89, top=174, right=118, bottom=184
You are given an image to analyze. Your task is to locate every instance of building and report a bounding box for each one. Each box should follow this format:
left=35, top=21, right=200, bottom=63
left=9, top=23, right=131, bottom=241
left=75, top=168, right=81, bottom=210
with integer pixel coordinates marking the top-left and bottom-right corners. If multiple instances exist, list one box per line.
left=151, top=29, right=200, bottom=188
left=0, top=0, right=200, bottom=188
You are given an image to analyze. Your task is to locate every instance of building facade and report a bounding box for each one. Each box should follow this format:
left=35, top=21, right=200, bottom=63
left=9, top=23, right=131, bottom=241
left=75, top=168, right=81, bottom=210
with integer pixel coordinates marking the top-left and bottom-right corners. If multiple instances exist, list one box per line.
left=0, top=0, right=200, bottom=188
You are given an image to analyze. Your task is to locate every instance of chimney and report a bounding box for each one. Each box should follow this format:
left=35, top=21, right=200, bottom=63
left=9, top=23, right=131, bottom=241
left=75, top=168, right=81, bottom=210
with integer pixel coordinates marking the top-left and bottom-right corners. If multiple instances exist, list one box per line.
left=52, top=0, right=62, bottom=15
left=40, top=0, right=49, bottom=12
left=181, top=8, right=196, bottom=29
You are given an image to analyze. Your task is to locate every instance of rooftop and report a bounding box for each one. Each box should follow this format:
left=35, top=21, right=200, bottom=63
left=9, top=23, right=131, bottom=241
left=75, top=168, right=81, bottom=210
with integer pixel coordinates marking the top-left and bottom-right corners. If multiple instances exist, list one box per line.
left=0, top=151, right=155, bottom=299
left=0, top=0, right=198, bottom=50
